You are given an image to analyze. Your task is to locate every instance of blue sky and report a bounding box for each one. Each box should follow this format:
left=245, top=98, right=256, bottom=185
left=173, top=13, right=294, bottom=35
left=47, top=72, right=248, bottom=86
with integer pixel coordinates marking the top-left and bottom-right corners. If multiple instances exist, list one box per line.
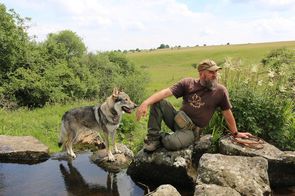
left=1, top=0, right=295, bottom=51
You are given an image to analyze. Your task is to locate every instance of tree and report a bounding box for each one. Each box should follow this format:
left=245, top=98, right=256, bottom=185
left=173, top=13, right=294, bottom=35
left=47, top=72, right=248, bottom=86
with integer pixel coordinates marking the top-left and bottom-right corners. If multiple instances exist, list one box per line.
left=157, top=43, right=169, bottom=49
left=45, top=30, right=86, bottom=63
left=0, top=4, right=30, bottom=84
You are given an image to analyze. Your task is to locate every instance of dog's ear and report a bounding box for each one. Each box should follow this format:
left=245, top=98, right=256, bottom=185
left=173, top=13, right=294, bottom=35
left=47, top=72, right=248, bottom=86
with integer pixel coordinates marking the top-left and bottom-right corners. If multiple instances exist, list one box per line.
left=112, top=87, right=119, bottom=95
left=112, top=87, right=119, bottom=100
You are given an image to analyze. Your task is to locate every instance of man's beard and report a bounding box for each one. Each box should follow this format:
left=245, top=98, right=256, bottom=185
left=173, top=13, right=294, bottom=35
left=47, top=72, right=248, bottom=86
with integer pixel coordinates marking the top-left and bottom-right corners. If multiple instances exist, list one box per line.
left=200, top=79, right=218, bottom=90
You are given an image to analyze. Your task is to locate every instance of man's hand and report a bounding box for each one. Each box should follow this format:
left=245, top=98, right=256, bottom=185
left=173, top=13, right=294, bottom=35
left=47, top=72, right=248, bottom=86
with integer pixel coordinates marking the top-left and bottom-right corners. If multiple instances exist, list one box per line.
left=136, top=102, right=148, bottom=121
left=135, top=88, right=173, bottom=121
left=235, top=131, right=253, bottom=138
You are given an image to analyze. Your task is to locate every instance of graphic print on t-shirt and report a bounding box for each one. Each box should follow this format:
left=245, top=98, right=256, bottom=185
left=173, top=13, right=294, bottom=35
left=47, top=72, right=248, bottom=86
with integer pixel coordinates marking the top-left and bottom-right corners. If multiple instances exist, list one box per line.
left=189, top=94, right=205, bottom=109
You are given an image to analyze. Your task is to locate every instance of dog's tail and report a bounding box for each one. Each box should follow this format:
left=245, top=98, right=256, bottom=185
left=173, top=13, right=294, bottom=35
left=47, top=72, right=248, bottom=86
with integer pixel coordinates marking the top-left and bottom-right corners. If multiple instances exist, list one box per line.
left=58, top=120, right=66, bottom=148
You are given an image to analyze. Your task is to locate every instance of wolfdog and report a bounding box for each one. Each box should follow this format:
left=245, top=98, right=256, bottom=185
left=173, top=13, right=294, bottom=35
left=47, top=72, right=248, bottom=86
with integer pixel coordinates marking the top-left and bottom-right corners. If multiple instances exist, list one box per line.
left=58, top=88, right=137, bottom=161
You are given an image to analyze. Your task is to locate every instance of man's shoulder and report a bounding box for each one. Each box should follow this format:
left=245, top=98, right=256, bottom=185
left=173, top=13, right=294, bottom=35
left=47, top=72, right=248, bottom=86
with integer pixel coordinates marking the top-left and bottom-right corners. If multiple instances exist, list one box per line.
left=216, top=83, right=228, bottom=92
left=179, top=77, right=198, bottom=83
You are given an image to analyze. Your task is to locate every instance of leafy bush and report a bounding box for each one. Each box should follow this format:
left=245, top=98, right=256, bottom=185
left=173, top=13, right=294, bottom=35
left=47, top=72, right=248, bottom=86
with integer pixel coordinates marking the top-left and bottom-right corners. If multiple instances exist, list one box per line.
left=117, top=114, right=147, bottom=153
left=261, top=47, right=295, bottom=71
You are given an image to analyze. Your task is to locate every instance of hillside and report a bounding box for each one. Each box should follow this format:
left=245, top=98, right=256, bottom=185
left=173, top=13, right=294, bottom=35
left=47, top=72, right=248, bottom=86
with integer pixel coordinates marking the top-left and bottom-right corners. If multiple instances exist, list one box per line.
left=127, top=41, right=295, bottom=94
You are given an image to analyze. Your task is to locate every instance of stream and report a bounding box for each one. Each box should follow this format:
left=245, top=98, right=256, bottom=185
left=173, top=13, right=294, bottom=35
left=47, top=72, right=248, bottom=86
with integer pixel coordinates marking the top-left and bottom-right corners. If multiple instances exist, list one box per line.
left=0, top=152, right=294, bottom=196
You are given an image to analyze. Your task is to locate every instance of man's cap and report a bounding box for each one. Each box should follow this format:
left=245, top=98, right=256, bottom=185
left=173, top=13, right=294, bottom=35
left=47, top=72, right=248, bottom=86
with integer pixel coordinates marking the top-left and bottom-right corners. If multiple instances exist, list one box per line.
left=198, top=59, right=222, bottom=71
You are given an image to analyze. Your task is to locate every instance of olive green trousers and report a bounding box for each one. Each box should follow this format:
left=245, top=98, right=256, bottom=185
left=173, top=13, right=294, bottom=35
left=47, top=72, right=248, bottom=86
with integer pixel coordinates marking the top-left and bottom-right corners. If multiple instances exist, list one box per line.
left=147, top=100, right=195, bottom=150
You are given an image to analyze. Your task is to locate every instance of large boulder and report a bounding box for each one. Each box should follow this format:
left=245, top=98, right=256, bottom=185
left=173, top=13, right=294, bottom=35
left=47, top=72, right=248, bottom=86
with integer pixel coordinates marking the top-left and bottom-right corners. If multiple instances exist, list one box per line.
left=192, top=134, right=215, bottom=165
left=196, top=153, right=271, bottom=196
left=0, top=135, right=49, bottom=164
left=219, top=136, right=295, bottom=186
left=219, top=136, right=283, bottom=160
left=127, top=145, right=196, bottom=190
left=268, top=151, right=295, bottom=187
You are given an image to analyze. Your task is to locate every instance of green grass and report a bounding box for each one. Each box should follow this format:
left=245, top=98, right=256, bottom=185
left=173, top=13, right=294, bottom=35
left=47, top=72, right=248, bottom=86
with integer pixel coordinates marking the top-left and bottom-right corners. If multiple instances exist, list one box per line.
left=128, top=41, right=295, bottom=94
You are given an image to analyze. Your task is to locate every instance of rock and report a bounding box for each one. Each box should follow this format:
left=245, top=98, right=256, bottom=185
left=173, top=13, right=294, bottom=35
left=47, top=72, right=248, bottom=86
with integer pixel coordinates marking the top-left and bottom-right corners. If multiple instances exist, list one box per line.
left=192, top=134, right=215, bottom=165
left=194, top=184, right=241, bottom=196
left=281, top=151, right=295, bottom=164
left=0, top=135, right=49, bottom=164
left=219, top=136, right=295, bottom=186
left=219, top=136, right=283, bottom=160
left=126, top=134, right=295, bottom=193
left=76, top=130, right=100, bottom=144
left=91, top=143, right=134, bottom=173
left=147, top=184, right=181, bottom=196
left=268, top=151, right=295, bottom=187
left=51, top=152, right=74, bottom=161
left=127, top=145, right=196, bottom=190
left=196, top=153, right=271, bottom=196
left=72, top=131, right=105, bottom=152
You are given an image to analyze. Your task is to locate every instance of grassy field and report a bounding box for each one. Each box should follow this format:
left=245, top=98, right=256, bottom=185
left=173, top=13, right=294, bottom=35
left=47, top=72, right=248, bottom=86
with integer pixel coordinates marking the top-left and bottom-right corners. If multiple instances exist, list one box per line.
left=127, top=41, right=295, bottom=94
left=1, top=40, right=295, bottom=153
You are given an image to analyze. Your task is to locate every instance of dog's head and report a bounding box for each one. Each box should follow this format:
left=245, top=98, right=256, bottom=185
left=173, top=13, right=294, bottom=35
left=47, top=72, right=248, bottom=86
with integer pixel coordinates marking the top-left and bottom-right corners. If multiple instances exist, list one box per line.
left=112, top=88, right=137, bottom=114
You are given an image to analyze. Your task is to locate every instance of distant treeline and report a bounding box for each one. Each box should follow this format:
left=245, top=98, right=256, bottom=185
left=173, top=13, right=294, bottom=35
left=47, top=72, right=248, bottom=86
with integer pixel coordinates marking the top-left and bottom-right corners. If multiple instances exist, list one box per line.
left=0, top=4, right=148, bottom=109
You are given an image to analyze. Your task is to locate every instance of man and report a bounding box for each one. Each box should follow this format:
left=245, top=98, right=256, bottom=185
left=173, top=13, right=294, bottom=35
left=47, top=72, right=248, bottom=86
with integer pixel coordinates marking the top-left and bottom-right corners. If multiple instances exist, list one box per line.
left=136, top=59, right=252, bottom=152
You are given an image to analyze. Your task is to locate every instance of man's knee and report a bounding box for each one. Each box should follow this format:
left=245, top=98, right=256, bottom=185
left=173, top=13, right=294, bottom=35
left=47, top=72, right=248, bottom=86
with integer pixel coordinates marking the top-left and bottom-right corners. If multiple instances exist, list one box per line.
left=150, top=99, right=169, bottom=110
left=161, top=130, right=195, bottom=151
left=162, top=136, right=181, bottom=151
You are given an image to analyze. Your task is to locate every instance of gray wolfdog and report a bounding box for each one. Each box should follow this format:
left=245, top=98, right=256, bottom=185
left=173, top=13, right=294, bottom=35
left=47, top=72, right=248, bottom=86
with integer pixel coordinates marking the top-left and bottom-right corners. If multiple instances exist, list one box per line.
left=58, top=88, right=137, bottom=161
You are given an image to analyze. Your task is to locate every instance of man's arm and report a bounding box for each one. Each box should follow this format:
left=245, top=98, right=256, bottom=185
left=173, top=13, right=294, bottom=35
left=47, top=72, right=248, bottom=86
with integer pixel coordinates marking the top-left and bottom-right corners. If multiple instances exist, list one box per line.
left=222, top=109, right=252, bottom=138
left=136, top=88, right=173, bottom=121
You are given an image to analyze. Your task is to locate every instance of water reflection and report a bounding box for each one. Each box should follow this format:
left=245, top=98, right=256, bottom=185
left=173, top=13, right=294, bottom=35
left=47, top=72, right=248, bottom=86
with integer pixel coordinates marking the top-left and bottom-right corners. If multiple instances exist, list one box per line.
left=59, top=162, right=119, bottom=195
left=0, top=152, right=144, bottom=196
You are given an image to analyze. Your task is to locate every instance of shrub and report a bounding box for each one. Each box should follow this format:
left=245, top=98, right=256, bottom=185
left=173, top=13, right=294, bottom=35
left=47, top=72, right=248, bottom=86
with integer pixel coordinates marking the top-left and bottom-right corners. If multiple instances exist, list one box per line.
left=261, top=47, right=295, bottom=71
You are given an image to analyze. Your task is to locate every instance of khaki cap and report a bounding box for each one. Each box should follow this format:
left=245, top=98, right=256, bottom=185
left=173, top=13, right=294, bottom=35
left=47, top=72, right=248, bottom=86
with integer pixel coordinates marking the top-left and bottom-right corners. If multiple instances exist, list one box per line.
left=198, top=59, right=221, bottom=71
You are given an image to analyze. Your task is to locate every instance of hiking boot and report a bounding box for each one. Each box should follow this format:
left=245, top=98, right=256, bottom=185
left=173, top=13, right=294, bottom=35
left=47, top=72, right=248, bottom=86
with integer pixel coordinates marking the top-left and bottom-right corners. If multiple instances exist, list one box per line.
left=143, top=138, right=161, bottom=152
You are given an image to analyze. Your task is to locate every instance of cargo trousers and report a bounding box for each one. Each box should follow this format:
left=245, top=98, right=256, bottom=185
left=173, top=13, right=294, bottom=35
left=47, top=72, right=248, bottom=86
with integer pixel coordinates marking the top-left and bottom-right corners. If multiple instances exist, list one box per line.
left=146, top=100, right=197, bottom=151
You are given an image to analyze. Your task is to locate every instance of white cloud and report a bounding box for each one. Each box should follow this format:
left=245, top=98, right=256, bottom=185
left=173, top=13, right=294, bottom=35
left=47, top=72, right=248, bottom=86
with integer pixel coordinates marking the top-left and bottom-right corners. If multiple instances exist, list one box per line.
left=257, top=0, right=295, bottom=9
left=2, top=0, right=295, bottom=51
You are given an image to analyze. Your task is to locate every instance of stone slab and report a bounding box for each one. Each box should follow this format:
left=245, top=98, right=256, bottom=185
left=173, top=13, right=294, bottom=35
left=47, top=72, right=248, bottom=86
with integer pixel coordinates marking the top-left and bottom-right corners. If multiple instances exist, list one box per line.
left=0, top=135, right=49, bottom=164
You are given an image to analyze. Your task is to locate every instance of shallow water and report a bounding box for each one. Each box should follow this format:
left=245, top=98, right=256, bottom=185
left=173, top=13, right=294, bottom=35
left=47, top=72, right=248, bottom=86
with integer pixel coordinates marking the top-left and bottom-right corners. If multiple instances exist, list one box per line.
left=0, top=152, right=144, bottom=196
left=0, top=152, right=294, bottom=196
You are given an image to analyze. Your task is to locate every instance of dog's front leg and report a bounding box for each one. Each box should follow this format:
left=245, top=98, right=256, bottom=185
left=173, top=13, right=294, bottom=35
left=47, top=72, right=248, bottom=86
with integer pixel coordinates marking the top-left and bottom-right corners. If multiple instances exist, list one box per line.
left=103, top=131, right=115, bottom=161
left=111, top=130, right=121, bottom=154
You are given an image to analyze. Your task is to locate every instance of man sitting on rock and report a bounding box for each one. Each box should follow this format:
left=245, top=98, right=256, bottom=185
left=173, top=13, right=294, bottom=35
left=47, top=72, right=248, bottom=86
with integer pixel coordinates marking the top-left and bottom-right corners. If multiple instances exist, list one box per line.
left=136, top=59, right=252, bottom=152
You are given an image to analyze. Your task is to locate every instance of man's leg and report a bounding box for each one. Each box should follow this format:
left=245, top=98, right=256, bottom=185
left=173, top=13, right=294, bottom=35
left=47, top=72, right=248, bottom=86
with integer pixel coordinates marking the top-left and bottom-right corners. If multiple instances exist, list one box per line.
left=144, top=100, right=177, bottom=151
left=161, top=129, right=195, bottom=151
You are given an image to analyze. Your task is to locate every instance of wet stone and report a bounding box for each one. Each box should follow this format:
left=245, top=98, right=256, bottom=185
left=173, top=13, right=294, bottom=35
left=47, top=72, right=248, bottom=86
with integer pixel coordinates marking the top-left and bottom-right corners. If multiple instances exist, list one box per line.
left=0, top=135, right=50, bottom=164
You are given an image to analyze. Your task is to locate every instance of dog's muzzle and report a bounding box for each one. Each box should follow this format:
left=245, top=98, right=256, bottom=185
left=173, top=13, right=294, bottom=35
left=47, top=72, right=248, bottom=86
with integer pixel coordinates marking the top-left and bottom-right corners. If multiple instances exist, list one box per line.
left=122, top=106, right=133, bottom=113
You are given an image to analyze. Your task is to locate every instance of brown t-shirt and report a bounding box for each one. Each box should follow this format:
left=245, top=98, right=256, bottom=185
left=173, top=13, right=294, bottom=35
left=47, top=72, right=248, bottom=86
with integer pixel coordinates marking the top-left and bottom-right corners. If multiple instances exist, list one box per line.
left=170, top=77, right=232, bottom=128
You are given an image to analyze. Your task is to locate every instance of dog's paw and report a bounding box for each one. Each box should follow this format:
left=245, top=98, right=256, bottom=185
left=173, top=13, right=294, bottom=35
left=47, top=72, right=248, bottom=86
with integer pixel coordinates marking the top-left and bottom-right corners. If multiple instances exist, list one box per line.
left=69, top=153, right=76, bottom=159
left=107, top=153, right=115, bottom=162
left=114, top=149, right=122, bottom=154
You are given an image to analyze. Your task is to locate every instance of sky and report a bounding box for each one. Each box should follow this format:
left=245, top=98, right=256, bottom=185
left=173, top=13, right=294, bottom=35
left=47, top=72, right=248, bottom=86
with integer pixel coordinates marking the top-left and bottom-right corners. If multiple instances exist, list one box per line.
left=1, top=0, right=295, bottom=52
